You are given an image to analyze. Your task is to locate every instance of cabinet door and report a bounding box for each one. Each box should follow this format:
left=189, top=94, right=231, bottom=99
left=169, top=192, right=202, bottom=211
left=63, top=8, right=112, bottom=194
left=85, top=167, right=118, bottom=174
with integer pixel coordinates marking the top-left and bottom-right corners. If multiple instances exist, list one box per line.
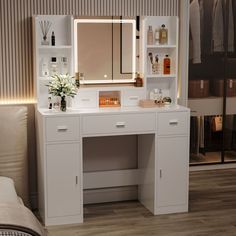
left=46, top=143, right=81, bottom=218
left=156, top=136, right=188, bottom=207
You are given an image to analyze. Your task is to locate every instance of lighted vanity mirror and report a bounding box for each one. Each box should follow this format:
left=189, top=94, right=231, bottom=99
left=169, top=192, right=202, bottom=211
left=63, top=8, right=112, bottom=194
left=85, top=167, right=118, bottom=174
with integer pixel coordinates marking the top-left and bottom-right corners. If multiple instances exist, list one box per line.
left=74, top=17, right=136, bottom=84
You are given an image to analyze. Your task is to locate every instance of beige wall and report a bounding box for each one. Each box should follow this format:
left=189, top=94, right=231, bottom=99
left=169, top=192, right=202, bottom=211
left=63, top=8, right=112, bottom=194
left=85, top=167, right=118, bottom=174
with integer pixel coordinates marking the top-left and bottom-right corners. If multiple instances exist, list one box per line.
left=0, top=0, right=179, bottom=208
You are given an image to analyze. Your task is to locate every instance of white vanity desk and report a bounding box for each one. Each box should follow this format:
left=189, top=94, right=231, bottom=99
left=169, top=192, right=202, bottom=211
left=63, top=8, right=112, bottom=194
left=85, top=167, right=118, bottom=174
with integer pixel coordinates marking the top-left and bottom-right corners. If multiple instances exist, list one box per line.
left=36, top=105, right=190, bottom=226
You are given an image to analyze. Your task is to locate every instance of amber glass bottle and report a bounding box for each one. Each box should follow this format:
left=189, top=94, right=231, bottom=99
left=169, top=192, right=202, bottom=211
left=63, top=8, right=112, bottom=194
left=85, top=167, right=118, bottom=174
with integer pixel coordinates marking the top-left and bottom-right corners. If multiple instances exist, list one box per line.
left=163, top=55, right=171, bottom=74
left=135, top=73, right=143, bottom=87
left=159, top=24, right=168, bottom=44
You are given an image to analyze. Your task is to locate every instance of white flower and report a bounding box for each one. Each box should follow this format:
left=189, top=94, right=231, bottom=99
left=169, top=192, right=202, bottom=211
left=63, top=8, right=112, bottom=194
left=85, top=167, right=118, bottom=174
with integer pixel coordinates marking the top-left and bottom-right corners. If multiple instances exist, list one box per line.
left=47, top=74, right=77, bottom=98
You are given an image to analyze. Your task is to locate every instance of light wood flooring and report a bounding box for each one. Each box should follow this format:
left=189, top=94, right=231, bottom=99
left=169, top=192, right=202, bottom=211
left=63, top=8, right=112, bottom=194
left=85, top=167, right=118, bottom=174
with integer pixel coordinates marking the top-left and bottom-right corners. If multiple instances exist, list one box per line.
left=47, top=169, right=236, bottom=236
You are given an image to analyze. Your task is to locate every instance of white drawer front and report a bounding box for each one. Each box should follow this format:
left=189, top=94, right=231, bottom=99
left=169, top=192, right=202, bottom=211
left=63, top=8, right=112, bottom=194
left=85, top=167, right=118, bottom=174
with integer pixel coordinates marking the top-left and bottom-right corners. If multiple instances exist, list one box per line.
left=72, top=91, right=97, bottom=109
left=157, top=112, right=189, bottom=135
left=123, top=90, right=145, bottom=107
left=46, top=116, right=80, bottom=142
left=82, top=113, right=156, bottom=135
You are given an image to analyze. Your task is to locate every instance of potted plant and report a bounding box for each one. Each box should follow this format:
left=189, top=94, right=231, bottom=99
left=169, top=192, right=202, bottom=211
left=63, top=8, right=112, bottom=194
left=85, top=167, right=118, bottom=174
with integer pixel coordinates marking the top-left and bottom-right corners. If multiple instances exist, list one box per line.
left=47, top=74, right=77, bottom=111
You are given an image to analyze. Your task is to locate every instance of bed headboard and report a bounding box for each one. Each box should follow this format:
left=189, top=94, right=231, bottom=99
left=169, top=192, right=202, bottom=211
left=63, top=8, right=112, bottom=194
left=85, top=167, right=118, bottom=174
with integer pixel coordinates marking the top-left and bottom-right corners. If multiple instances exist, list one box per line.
left=0, top=106, right=29, bottom=205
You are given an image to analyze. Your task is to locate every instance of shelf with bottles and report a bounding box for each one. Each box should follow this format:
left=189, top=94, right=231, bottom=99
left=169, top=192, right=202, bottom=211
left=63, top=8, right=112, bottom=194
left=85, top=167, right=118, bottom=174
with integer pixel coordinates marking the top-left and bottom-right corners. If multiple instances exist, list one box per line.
left=145, top=17, right=178, bottom=46
left=147, top=53, right=177, bottom=76
left=39, top=55, right=71, bottom=78
left=35, top=15, right=73, bottom=47
left=141, top=16, right=178, bottom=105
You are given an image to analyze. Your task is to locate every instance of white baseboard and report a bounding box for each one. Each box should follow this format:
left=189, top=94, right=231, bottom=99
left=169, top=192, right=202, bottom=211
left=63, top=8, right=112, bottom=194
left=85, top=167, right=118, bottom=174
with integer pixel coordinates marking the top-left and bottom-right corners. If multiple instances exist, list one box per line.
left=83, top=186, right=138, bottom=204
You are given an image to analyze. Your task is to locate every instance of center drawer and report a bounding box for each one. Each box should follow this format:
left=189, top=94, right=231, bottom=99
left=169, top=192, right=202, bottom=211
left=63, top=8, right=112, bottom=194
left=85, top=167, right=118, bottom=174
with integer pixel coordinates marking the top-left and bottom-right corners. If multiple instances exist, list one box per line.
left=82, top=113, right=156, bottom=136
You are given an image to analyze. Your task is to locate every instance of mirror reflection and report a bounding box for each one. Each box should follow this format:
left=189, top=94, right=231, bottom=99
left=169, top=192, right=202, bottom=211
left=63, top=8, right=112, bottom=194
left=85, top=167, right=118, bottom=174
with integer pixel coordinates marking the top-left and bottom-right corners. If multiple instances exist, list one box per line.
left=74, top=17, right=136, bottom=84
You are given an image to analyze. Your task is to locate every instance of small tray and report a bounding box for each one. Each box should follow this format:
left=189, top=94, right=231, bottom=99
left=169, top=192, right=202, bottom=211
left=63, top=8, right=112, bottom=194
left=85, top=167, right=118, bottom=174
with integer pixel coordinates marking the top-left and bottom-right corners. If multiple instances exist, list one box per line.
left=139, top=99, right=165, bottom=108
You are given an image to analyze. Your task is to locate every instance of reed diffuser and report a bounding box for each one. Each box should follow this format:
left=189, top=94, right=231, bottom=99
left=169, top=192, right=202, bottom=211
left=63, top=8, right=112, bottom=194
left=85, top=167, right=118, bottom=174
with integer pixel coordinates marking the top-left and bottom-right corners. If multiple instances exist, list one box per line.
left=39, top=20, right=52, bottom=45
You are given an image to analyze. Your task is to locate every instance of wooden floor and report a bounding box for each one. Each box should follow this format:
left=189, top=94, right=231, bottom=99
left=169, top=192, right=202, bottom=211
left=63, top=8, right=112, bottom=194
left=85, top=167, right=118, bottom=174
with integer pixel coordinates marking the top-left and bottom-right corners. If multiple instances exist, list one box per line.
left=47, top=169, right=236, bottom=236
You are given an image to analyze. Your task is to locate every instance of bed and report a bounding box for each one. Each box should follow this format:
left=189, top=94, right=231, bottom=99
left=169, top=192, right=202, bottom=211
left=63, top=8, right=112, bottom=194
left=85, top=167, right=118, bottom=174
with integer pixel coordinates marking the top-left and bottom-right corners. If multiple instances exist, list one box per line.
left=0, top=177, right=46, bottom=236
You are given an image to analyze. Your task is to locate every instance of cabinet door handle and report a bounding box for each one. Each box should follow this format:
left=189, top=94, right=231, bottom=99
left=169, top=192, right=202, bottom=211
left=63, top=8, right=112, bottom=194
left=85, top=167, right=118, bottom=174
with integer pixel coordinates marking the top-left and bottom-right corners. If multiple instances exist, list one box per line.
left=169, top=119, right=178, bottom=125
left=57, top=126, right=68, bottom=131
left=76, top=176, right=78, bottom=185
left=160, top=169, right=162, bottom=178
left=116, top=122, right=126, bottom=128
left=129, top=96, right=138, bottom=100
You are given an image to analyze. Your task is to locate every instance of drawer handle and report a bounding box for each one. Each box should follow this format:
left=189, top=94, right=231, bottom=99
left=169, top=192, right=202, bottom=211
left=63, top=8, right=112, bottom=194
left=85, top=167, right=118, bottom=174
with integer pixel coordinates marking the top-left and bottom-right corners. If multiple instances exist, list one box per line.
left=129, top=96, right=138, bottom=100
left=57, top=126, right=68, bottom=131
left=169, top=119, right=178, bottom=125
left=116, top=122, right=126, bottom=128
left=81, top=98, right=90, bottom=102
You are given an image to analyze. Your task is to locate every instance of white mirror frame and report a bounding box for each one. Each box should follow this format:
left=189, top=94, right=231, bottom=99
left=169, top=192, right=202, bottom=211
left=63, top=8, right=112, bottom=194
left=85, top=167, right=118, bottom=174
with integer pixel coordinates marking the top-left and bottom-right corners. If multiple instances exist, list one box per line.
left=74, top=18, right=136, bottom=84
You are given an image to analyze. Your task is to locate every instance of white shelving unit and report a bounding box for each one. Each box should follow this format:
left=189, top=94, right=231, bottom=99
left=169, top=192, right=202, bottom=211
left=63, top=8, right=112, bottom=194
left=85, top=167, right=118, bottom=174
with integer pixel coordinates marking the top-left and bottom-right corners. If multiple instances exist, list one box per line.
left=141, top=16, right=179, bottom=104
left=33, top=15, right=74, bottom=108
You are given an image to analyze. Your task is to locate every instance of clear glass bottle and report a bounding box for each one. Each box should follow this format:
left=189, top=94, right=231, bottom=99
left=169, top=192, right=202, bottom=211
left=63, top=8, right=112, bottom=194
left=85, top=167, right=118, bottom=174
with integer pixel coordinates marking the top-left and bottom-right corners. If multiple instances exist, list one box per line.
left=147, top=25, right=154, bottom=45
left=159, top=24, right=168, bottom=44
left=154, top=29, right=160, bottom=45
left=50, top=57, right=59, bottom=76
left=60, top=57, right=69, bottom=74
left=40, top=58, right=49, bottom=77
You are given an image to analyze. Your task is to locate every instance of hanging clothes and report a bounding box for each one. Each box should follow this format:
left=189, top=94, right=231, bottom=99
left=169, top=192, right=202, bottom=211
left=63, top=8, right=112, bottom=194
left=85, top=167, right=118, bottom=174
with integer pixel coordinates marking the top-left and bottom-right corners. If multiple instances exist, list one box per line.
left=202, top=0, right=214, bottom=54
left=190, top=0, right=201, bottom=64
left=212, top=0, right=234, bottom=52
left=227, top=0, right=234, bottom=52
left=212, top=0, right=224, bottom=52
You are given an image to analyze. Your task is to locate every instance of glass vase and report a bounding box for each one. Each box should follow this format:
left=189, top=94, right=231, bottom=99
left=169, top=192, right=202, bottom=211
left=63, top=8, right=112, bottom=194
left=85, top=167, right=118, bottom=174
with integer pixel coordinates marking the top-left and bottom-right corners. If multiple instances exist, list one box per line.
left=60, top=96, right=66, bottom=112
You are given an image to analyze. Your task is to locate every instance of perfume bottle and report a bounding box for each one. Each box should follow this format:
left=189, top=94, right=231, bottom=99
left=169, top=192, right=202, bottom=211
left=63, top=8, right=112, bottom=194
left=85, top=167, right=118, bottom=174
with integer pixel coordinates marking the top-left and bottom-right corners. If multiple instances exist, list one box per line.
left=60, top=57, right=68, bottom=74
left=134, top=73, right=143, bottom=87
left=159, top=24, right=168, bottom=44
left=40, top=58, right=49, bottom=77
left=163, top=54, right=171, bottom=74
left=154, top=29, right=160, bottom=45
left=147, top=25, right=154, bottom=45
left=48, top=96, right=52, bottom=109
left=151, top=54, right=161, bottom=74
left=75, top=72, right=80, bottom=88
left=50, top=57, right=59, bottom=76
left=51, top=31, right=55, bottom=46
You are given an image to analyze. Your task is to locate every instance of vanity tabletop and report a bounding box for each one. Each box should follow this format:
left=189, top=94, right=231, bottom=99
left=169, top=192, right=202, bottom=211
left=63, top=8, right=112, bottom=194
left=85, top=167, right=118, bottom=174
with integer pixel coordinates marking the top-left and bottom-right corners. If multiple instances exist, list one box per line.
left=37, top=105, right=189, bottom=117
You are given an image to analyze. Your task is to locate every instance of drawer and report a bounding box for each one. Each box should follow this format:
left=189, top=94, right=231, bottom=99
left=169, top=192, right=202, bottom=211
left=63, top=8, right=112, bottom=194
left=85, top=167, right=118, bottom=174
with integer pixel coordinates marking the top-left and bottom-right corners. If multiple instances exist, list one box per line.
left=123, top=89, right=145, bottom=107
left=72, top=91, right=97, bottom=109
left=157, top=112, right=189, bottom=135
left=82, top=113, right=156, bottom=136
left=46, top=116, right=80, bottom=142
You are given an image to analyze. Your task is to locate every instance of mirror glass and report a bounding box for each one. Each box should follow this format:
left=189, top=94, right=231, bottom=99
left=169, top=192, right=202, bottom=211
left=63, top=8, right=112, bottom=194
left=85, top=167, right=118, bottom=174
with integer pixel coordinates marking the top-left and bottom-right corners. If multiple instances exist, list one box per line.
left=74, top=17, right=136, bottom=84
